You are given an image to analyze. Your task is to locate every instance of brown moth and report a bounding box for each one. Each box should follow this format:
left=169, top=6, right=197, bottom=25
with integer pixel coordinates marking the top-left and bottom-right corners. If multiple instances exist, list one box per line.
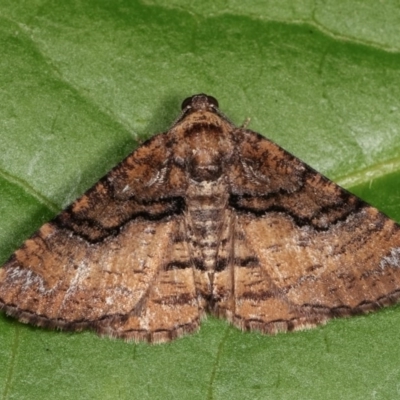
left=1, top=94, right=400, bottom=343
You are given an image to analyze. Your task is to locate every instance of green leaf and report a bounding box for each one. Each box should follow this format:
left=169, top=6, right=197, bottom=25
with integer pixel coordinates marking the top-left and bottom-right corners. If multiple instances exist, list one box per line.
left=1, top=1, right=400, bottom=399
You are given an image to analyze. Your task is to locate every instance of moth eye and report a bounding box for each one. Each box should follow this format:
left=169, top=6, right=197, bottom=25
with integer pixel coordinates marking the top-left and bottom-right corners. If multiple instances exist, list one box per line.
left=181, top=96, right=194, bottom=110
left=206, top=95, right=219, bottom=108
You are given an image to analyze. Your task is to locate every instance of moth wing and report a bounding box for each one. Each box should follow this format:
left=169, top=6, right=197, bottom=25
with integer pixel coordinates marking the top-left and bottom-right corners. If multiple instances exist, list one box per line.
left=228, top=129, right=400, bottom=333
left=0, top=132, right=198, bottom=342
left=93, top=219, right=201, bottom=343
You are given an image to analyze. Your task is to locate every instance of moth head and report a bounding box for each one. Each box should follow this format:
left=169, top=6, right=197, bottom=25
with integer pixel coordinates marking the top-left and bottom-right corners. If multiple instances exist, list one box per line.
left=181, top=94, right=219, bottom=112
left=172, top=94, right=233, bottom=129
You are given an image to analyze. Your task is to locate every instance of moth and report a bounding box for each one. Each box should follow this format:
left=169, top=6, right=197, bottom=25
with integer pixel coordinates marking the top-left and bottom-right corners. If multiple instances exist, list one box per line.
left=1, top=93, right=400, bottom=343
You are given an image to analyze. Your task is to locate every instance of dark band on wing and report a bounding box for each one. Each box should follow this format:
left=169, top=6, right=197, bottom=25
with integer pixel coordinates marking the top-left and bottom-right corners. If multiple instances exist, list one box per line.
left=164, top=261, right=192, bottom=271
left=229, top=192, right=366, bottom=230
left=54, top=197, right=185, bottom=243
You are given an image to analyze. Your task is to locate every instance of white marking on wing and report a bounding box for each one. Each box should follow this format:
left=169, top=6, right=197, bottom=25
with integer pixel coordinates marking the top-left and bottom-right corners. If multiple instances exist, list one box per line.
left=380, top=247, right=400, bottom=269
